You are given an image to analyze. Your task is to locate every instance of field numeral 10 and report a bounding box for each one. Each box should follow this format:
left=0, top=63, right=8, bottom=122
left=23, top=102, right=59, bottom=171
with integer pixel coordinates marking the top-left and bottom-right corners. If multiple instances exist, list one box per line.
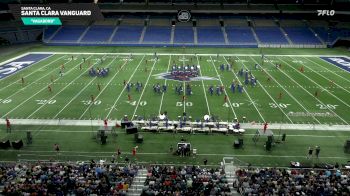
left=82, top=100, right=101, bottom=105
left=36, top=99, right=56, bottom=105
left=0, top=99, right=12, bottom=104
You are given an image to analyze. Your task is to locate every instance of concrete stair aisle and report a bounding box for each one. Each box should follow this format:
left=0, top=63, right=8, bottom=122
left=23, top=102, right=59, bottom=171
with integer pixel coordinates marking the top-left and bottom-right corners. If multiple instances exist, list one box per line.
left=222, top=26, right=229, bottom=45
left=279, top=27, right=293, bottom=45
left=170, top=25, right=175, bottom=44
left=225, top=165, right=240, bottom=196
left=46, top=26, right=62, bottom=42
left=77, top=26, right=91, bottom=43
left=127, top=168, right=148, bottom=196
left=139, top=26, right=147, bottom=44
left=193, top=27, right=198, bottom=45
left=250, top=27, right=260, bottom=44
left=108, top=26, right=119, bottom=43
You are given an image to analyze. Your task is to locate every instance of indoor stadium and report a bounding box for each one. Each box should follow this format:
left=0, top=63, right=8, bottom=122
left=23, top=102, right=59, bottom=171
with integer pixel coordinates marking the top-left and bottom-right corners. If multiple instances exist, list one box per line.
left=0, top=0, right=350, bottom=195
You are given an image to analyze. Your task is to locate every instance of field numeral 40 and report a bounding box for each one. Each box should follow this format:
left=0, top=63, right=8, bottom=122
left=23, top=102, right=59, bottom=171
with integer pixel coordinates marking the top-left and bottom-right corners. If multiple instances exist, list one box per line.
left=269, top=103, right=290, bottom=109
left=176, top=102, right=193, bottom=107
left=0, top=99, right=12, bottom=104
left=127, top=101, right=147, bottom=106
left=36, top=99, right=56, bottom=105
left=316, top=104, right=338, bottom=110
left=223, top=102, right=242, bottom=108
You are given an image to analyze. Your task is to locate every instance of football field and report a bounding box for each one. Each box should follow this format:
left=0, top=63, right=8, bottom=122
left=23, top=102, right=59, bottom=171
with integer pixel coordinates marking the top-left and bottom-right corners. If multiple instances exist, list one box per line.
left=1, top=52, right=350, bottom=125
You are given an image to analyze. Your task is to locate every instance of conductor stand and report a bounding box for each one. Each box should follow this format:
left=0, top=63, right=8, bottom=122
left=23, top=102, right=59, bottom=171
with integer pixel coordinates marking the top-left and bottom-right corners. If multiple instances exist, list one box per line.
left=253, top=129, right=274, bottom=151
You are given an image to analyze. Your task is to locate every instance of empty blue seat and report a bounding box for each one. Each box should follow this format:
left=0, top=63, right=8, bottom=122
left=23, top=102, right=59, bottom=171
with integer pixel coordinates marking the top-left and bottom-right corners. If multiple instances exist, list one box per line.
left=51, top=26, right=86, bottom=42
left=81, top=26, right=114, bottom=42
left=112, top=25, right=143, bottom=43
left=226, top=27, right=256, bottom=44
left=284, top=27, right=321, bottom=44
left=255, top=27, right=289, bottom=44
left=197, top=27, right=225, bottom=44
left=174, top=26, right=194, bottom=43
left=143, top=26, right=171, bottom=43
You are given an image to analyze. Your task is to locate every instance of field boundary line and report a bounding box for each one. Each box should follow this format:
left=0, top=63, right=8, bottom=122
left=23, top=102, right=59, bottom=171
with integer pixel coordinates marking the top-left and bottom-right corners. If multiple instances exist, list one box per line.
left=249, top=56, right=321, bottom=124
left=209, top=56, right=237, bottom=118
left=196, top=55, right=211, bottom=116
left=26, top=55, right=106, bottom=119
left=1, top=55, right=91, bottom=118
left=1, top=118, right=350, bottom=130
left=28, top=52, right=349, bottom=58
left=54, top=55, right=118, bottom=119
left=158, top=55, right=172, bottom=115
left=244, top=56, right=294, bottom=123
left=105, top=55, right=145, bottom=119
left=269, top=56, right=348, bottom=125
left=279, top=57, right=350, bottom=110
left=131, top=59, right=158, bottom=120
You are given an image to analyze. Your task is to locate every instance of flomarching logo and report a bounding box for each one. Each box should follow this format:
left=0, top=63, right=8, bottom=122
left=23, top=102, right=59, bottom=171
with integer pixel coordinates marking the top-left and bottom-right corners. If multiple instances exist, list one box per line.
left=177, top=10, right=191, bottom=22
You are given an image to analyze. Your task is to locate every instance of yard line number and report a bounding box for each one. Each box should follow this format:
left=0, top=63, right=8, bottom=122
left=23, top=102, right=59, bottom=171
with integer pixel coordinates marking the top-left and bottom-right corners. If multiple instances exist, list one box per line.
left=127, top=101, right=147, bottom=106
left=36, top=99, right=56, bottom=105
left=269, top=103, right=291, bottom=109
left=223, top=102, right=243, bottom=108
left=316, top=104, right=338, bottom=110
left=82, top=100, right=102, bottom=105
left=176, top=102, right=193, bottom=107
left=0, top=99, right=12, bottom=104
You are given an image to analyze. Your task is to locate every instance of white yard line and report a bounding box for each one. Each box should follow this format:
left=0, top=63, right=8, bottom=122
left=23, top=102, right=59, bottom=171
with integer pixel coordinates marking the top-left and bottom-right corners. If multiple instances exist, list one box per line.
left=242, top=56, right=294, bottom=124
left=269, top=57, right=348, bottom=125
left=249, top=56, right=322, bottom=124
left=27, top=51, right=349, bottom=58
left=209, top=56, right=237, bottom=118
left=228, top=56, right=265, bottom=122
left=26, top=55, right=106, bottom=119
left=105, top=55, right=145, bottom=119
left=53, top=56, right=118, bottom=119
left=131, top=59, right=158, bottom=120
left=303, top=57, right=350, bottom=85
left=78, top=56, right=129, bottom=119
left=278, top=57, right=350, bottom=110
left=0, top=55, right=65, bottom=91
left=158, top=55, right=172, bottom=115
left=1, top=55, right=92, bottom=119
left=196, top=55, right=211, bottom=116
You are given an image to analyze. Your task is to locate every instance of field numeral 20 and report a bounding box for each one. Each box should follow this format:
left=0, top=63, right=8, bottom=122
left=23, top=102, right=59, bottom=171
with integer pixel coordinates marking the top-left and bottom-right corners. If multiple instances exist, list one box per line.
left=0, top=99, right=12, bottom=104
left=36, top=99, right=56, bottom=105
left=316, top=104, right=338, bottom=110
left=82, top=100, right=101, bottom=105
left=176, top=102, right=193, bottom=107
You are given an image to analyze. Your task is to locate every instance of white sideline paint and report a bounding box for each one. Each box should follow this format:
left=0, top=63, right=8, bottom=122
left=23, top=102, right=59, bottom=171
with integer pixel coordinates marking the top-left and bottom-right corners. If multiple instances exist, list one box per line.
left=249, top=56, right=321, bottom=124
left=53, top=55, right=118, bottom=119
left=105, top=55, right=146, bottom=119
left=1, top=118, right=350, bottom=131
left=196, top=55, right=211, bottom=116
left=27, top=51, right=349, bottom=58
left=269, top=56, right=348, bottom=125
left=158, top=55, right=172, bottom=115
left=209, top=56, right=237, bottom=118
left=26, top=55, right=105, bottom=119
left=131, top=59, right=158, bottom=121
left=1, top=55, right=92, bottom=119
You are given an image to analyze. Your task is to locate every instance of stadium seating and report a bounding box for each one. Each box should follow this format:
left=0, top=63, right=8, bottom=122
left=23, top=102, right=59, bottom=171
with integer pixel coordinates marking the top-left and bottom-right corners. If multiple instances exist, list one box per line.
left=111, top=25, right=143, bottom=43
left=0, top=162, right=138, bottom=195
left=225, top=26, right=257, bottom=45
left=197, top=26, right=225, bottom=44
left=50, top=26, right=86, bottom=42
left=142, top=165, right=231, bottom=195
left=174, top=26, right=194, bottom=44
left=254, top=27, right=289, bottom=44
left=43, top=26, right=59, bottom=41
left=283, top=27, right=322, bottom=45
left=143, top=26, right=171, bottom=43
left=235, top=167, right=350, bottom=195
left=81, top=25, right=115, bottom=43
